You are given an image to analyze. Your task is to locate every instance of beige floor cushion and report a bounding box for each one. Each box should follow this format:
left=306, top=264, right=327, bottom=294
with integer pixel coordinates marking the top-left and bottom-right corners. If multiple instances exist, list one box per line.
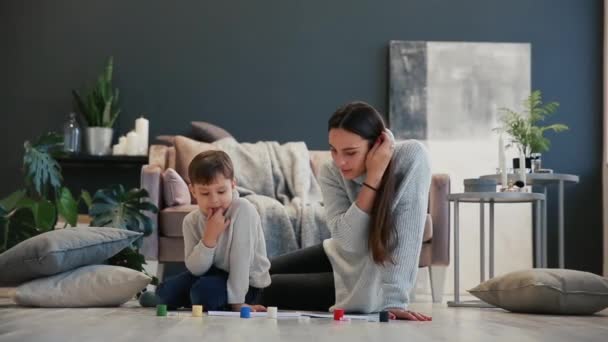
left=469, top=269, right=608, bottom=315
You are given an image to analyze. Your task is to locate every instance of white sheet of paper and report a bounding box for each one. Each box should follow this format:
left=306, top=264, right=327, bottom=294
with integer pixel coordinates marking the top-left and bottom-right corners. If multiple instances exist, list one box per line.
left=207, top=311, right=301, bottom=318
left=300, top=313, right=377, bottom=321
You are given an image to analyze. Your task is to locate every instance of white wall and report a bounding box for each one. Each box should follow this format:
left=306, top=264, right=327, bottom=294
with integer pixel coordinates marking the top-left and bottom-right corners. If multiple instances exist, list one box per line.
left=425, top=42, right=533, bottom=296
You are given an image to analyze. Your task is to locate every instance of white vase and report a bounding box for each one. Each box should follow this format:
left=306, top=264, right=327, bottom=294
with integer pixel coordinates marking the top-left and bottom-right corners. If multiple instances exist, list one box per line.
left=86, top=127, right=113, bottom=156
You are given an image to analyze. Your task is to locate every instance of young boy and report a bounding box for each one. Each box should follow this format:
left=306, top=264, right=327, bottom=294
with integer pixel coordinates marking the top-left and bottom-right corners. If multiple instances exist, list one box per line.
left=156, top=150, right=270, bottom=312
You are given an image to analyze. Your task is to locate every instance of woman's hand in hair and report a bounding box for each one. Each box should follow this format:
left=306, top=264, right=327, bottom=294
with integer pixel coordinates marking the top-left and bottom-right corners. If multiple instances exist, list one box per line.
left=364, top=129, right=395, bottom=187
left=387, top=308, right=432, bottom=321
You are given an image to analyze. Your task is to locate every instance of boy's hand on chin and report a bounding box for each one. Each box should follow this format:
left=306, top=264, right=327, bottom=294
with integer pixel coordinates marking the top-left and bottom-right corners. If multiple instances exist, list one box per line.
left=202, top=208, right=230, bottom=248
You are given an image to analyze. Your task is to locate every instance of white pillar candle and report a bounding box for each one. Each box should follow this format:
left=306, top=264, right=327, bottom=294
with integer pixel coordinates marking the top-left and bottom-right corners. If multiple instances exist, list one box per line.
left=135, top=116, right=149, bottom=155
left=126, top=131, right=139, bottom=156
left=112, top=144, right=122, bottom=155
left=116, top=135, right=127, bottom=155
left=499, top=135, right=508, bottom=189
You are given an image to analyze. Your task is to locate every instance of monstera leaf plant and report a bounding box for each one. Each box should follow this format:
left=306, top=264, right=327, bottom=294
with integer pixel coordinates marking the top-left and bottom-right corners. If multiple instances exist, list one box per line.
left=89, top=185, right=157, bottom=241
left=89, top=184, right=159, bottom=285
left=0, top=133, right=89, bottom=253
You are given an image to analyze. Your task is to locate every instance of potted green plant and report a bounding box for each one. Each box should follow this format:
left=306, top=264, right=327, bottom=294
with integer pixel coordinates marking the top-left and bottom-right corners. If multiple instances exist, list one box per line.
left=88, top=184, right=159, bottom=284
left=496, top=90, right=569, bottom=169
left=0, top=133, right=89, bottom=253
left=72, top=57, right=121, bottom=156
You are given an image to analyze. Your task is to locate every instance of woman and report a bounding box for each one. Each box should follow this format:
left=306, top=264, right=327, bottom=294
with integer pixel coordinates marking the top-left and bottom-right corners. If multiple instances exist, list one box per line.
left=263, top=101, right=432, bottom=321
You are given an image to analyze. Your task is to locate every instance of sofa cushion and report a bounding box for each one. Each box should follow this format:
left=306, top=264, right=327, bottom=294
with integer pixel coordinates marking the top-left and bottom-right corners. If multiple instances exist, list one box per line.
left=159, top=236, right=186, bottom=262
left=418, top=243, right=432, bottom=267
left=162, top=168, right=191, bottom=207
left=173, top=136, right=219, bottom=183
left=0, top=227, right=142, bottom=286
left=159, top=205, right=198, bottom=237
left=469, top=269, right=608, bottom=315
left=191, top=121, right=233, bottom=142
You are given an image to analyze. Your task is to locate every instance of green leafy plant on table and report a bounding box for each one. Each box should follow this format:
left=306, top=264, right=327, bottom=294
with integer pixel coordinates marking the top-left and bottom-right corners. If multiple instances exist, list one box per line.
left=496, top=90, right=569, bottom=157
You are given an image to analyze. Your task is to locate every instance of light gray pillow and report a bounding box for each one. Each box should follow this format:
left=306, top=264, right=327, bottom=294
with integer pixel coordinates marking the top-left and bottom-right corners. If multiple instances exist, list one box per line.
left=13, top=265, right=151, bottom=307
left=469, top=269, right=608, bottom=315
left=0, top=227, right=142, bottom=285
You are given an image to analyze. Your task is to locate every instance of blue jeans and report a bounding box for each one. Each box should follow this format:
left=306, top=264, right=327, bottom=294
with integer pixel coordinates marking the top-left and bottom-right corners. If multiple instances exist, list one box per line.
left=156, top=266, right=262, bottom=311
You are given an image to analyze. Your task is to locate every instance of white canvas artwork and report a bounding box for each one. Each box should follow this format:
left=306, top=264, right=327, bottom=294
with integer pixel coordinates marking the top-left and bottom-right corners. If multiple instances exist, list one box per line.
left=389, top=41, right=533, bottom=296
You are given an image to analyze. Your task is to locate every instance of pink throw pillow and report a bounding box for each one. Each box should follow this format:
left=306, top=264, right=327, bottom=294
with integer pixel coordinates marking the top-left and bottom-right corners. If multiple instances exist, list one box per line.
left=162, top=168, right=192, bottom=207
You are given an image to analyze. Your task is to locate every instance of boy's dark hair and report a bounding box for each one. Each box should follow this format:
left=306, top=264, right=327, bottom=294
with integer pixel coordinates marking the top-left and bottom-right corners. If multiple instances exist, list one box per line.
left=188, top=150, right=235, bottom=185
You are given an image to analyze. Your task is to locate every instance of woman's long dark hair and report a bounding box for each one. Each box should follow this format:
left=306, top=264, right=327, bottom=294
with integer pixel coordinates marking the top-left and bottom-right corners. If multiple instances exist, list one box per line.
left=328, top=101, right=397, bottom=265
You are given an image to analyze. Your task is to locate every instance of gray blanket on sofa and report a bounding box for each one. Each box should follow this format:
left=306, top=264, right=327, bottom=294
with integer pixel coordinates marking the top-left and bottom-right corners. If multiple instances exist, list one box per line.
left=213, top=138, right=330, bottom=257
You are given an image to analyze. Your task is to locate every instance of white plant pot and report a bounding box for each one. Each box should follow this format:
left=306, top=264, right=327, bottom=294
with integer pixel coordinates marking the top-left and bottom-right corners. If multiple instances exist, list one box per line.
left=86, top=127, right=113, bottom=156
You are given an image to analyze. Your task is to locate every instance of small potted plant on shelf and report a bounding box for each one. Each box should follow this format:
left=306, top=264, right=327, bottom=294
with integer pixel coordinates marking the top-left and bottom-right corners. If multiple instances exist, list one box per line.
left=72, top=57, right=121, bottom=156
left=495, top=90, right=569, bottom=171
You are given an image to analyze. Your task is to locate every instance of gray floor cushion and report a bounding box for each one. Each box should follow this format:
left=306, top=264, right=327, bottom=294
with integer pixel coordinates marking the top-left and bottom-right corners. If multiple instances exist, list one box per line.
left=0, top=227, right=142, bottom=285
left=469, top=268, right=608, bottom=315
left=13, top=264, right=151, bottom=307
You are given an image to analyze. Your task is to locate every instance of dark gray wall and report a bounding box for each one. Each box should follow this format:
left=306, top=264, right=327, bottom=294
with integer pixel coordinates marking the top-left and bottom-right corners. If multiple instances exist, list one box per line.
left=0, top=0, right=603, bottom=273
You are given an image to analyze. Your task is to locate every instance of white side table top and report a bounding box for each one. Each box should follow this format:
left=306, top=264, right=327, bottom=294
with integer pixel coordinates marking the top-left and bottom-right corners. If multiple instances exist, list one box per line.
left=448, top=192, right=545, bottom=203
left=480, top=173, right=579, bottom=185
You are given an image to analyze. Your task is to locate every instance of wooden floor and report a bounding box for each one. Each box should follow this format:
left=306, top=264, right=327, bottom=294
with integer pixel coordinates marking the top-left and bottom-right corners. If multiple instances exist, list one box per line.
left=0, top=296, right=607, bottom=342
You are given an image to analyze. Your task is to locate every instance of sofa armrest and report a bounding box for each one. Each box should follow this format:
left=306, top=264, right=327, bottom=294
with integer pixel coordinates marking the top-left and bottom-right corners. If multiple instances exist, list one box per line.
left=141, top=164, right=163, bottom=261
left=429, top=174, right=450, bottom=266
left=148, top=145, right=170, bottom=170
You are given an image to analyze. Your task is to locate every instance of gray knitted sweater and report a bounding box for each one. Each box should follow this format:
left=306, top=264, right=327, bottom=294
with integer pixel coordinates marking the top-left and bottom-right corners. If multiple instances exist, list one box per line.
left=320, top=140, right=431, bottom=313
left=182, top=193, right=271, bottom=304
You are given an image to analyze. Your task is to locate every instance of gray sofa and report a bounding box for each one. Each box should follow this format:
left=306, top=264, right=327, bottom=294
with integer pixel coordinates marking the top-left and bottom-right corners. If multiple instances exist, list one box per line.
left=140, top=144, right=451, bottom=302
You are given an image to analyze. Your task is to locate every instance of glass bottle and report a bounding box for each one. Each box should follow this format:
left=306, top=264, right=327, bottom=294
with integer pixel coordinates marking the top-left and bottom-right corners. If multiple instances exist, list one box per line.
left=63, top=113, right=81, bottom=153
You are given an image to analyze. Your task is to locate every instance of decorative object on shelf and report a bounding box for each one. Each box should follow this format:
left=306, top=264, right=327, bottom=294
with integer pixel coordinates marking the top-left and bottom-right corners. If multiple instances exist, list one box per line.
left=112, top=142, right=123, bottom=155
left=88, top=184, right=159, bottom=285
left=72, top=57, right=121, bottom=156
left=62, top=113, right=81, bottom=154
left=495, top=90, right=569, bottom=171
left=112, top=117, right=149, bottom=156
left=0, top=132, right=91, bottom=253
left=135, top=116, right=149, bottom=155
left=112, top=135, right=127, bottom=155
left=85, top=127, right=113, bottom=156
left=519, top=150, right=527, bottom=185
left=501, top=180, right=530, bottom=193
left=530, top=152, right=542, bottom=172
left=512, top=157, right=531, bottom=172
left=498, top=134, right=508, bottom=190
left=126, top=130, right=139, bottom=156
